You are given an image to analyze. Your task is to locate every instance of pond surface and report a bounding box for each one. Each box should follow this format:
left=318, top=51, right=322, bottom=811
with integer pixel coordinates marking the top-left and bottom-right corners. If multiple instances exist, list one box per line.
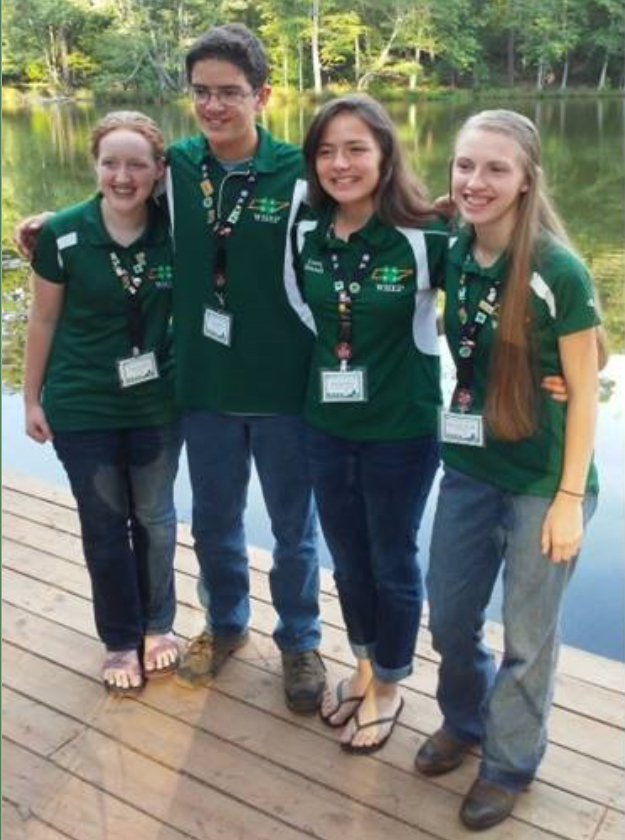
left=2, top=96, right=624, bottom=661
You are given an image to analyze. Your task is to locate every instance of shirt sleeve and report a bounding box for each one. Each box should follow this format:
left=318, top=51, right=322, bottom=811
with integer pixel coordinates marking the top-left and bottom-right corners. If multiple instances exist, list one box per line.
left=552, top=254, right=601, bottom=337
left=31, top=221, right=65, bottom=284
left=425, top=220, right=449, bottom=290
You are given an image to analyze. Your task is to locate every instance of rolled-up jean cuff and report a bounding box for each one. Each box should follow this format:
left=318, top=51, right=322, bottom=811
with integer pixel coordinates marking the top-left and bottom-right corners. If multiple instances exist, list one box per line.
left=145, top=621, right=174, bottom=636
left=373, top=661, right=412, bottom=683
left=350, top=640, right=375, bottom=661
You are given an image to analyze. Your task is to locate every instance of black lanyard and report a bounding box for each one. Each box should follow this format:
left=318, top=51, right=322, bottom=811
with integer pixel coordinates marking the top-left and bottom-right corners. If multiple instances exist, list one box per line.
left=110, top=250, right=148, bottom=354
left=324, top=244, right=372, bottom=368
left=200, top=159, right=257, bottom=309
left=453, top=266, right=502, bottom=411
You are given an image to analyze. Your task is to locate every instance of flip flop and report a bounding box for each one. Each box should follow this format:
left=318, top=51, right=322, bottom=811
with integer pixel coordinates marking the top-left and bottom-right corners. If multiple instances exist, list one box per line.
left=319, top=678, right=366, bottom=728
left=103, top=650, right=144, bottom=698
left=341, top=696, right=404, bottom=755
left=143, top=634, right=181, bottom=679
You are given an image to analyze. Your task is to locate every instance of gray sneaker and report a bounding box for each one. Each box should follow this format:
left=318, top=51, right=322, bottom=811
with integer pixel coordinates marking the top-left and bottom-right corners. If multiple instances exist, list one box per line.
left=175, top=630, right=249, bottom=689
left=281, top=649, right=326, bottom=714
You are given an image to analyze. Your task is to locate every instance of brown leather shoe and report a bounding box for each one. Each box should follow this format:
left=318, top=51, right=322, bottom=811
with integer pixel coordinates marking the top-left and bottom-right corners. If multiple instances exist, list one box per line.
left=460, top=778, right=518, bottom=831
left=414, top=728, right=471, bottom=776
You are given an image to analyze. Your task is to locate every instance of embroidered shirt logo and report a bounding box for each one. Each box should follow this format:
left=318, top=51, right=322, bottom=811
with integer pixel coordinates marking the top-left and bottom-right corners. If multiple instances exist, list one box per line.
left=372, top=265, right=412, bottom=292
left=248, top=197, right=290, bottom=224
left=304, top=258, right=324, bottom=274
left=149, top=264, right=174, bottom=289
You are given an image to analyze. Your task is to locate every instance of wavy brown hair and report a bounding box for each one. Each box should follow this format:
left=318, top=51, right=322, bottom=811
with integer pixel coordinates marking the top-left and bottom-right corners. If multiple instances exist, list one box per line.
left=453, top=109, right=605, bottom=441
left=90, top=111, right=165, bottom=162
left=303, top=94, right=436, bottom=228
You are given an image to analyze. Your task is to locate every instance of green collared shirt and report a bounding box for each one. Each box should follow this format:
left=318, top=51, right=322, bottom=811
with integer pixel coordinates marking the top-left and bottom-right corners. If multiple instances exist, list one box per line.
left=32, top=195, right=177, bottom=431
left=442, top=227, right=600, bottom=496
left=293, top=207, right=448, bottom=441
left=167, top=125, right=314, bottom=414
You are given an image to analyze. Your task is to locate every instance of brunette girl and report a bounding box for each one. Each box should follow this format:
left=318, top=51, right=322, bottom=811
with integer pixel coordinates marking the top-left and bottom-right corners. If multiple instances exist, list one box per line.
left=289, top=94, right=447, bottom=753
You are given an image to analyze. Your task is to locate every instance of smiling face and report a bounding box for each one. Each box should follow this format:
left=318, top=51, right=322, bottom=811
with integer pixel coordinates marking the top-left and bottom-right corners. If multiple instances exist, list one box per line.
left=189, top=58, right=270, bottom=160
left=314, top=112, right=383, bottom=218
left=95, top=128, right=164, bottom=218
left=452, top=127, right=529, bottom=239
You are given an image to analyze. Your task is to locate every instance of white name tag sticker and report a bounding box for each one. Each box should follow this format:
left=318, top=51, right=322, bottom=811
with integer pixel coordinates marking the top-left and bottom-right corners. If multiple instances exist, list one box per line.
left=117, top=351, right=159, bottom=389
left=203, top=306, right=233, bottom=346
left=439, top=409, right=485, bottom=447
left=320, top=368, right=368, bottom=403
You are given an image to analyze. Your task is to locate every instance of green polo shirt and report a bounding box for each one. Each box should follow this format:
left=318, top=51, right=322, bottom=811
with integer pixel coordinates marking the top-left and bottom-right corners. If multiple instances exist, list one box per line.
left=167, top=125, right=314, bottom=414
left=442, top=228, right=600, bottom=496
left=293, top=209, right=448, bottom=441
left=32, top=195, right=177, bottom=431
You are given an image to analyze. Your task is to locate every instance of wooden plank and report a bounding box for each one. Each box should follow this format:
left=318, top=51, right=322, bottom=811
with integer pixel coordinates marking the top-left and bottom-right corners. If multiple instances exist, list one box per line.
left=4, top=647, right=446, bottom=840
left=4, top=554, right=624, bottom=774
left=1, top=799, right=74, bottom=840
left=2, top=740, right=190, bottom=840
left=4, top=513, right=623, bottom=731
left=5, top=593, right=624, bottom=825
left=2, top=686, right=315, bottom=840
left=594, top=810, right=625, bottom=840
left=2, top=621, right=610, bottom=840
left=2, top=685, right=85, bottom=757
left=4, top=472, right=625, bottom=698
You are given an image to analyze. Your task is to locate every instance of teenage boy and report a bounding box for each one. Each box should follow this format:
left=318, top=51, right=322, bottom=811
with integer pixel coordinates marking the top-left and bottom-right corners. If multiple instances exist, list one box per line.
left=16, top=23, right=325, bottom=714
left=168, top=23, right=324, bottom=713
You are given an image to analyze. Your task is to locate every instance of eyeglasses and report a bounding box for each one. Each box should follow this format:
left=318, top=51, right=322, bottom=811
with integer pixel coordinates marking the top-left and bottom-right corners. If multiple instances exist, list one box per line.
left=189, top=85, right=256, bottom=107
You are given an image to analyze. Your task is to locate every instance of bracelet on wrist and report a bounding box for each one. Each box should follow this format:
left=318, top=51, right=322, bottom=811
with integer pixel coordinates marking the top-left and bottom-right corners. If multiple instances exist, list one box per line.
left=557, top=487, right=584, bottom=499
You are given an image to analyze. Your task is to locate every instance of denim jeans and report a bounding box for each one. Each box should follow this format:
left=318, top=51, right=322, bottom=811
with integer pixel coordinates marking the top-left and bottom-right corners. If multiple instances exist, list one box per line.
left=183, top=410, right=320, bottom=652
left=53, top=422, right=183, bottom=651
left=306, top=425, right=439, bottom=682
left=427, top=466, right=598, bottom=791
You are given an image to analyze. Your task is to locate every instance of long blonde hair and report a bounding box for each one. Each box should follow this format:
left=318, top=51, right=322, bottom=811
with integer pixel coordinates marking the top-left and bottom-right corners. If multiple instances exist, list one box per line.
left=454, top=109, right=600, bottom=441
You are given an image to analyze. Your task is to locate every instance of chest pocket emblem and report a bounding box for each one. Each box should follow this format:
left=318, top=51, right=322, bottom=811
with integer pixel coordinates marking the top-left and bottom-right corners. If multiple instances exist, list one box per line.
left=248, top=197, right=290, bottom=223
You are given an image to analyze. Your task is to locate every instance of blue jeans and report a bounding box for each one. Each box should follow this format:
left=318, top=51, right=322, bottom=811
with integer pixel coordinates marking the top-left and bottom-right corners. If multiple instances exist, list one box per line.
left=306, top=426, right=439, bottom=682
left=53, top=422, right=183, bottom=651
left=427, top=466, right=598, bottom=791
left=183, top=410, right=320, bottom=652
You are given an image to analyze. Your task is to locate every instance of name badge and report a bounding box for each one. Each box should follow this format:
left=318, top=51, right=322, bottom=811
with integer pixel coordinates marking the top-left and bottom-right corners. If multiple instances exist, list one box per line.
left=320, top=368, right=368, bottom=403
left=439, top=409, right=485, bottom=447
left=117, top=351, right=159, bottom=389
left=203, top=306, right=233, bottom=346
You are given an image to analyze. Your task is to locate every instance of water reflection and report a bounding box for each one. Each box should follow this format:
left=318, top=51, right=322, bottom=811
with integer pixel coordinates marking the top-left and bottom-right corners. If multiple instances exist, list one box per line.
left=2, top=96, right=624, bottom=661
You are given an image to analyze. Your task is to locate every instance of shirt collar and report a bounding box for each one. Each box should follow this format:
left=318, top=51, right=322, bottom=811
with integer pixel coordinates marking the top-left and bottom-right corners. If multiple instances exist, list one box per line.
left=450, top=225, right=508, bottom=280
left=317, top=206, right=390, bottom=251
left=193, top=124, right=279, bottom=174
left=83, top=194, right=168, bottom=249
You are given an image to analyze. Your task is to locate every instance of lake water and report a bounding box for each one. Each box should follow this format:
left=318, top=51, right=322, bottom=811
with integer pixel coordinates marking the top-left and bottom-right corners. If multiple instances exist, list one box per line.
left=2, top=96, right=624, bottom=661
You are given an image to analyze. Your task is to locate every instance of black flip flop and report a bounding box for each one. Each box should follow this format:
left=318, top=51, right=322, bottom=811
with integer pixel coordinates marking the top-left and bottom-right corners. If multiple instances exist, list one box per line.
left=341, top=696, right=404, bottom=754
left=319, top=678, right=366, bottom=728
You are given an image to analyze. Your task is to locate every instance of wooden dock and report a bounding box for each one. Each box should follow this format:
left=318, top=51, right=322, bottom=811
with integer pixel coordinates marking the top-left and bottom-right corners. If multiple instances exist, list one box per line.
left=2, top=469, right=624, bottom=840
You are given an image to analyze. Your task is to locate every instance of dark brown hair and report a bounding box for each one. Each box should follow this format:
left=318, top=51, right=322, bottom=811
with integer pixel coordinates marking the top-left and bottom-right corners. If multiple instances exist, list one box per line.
left=303, top=94, right=435, bottom=228
left=185, top=23, right=269, bottom=89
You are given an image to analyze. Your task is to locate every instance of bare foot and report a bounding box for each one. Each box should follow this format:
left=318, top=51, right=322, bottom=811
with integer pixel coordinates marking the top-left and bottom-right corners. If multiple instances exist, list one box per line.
left=320, top=671, right=370, bottom=726
left=340, top=680, right=403, bottom=751
left=143, top=632, right=180, bottom=677
left=103, top=648, right=143, bottom=696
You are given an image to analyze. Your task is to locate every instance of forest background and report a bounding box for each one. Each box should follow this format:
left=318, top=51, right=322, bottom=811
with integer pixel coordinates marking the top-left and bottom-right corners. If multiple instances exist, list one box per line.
left=2, top=0, right=625, bottom=101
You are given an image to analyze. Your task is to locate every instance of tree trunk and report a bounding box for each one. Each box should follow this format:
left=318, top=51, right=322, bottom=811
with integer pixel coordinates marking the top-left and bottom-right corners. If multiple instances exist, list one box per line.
left=283, top=42, right=288, bottom=91
left=597, top=54, right=608, bottom=90
left=311, top=0, right=322, bottom=95
left=409, top=46, right=421, bottom=90
left=507, top=27, right=515, bottom=85
left=536, top=58, right=544, bottom=91
left=298, top=38, right=304, bottom=94
left=354, top=35, right=360, bottom=85
left=357, top=12, right=403, bottom=90
left=560, top=55, right=569, bottom=91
